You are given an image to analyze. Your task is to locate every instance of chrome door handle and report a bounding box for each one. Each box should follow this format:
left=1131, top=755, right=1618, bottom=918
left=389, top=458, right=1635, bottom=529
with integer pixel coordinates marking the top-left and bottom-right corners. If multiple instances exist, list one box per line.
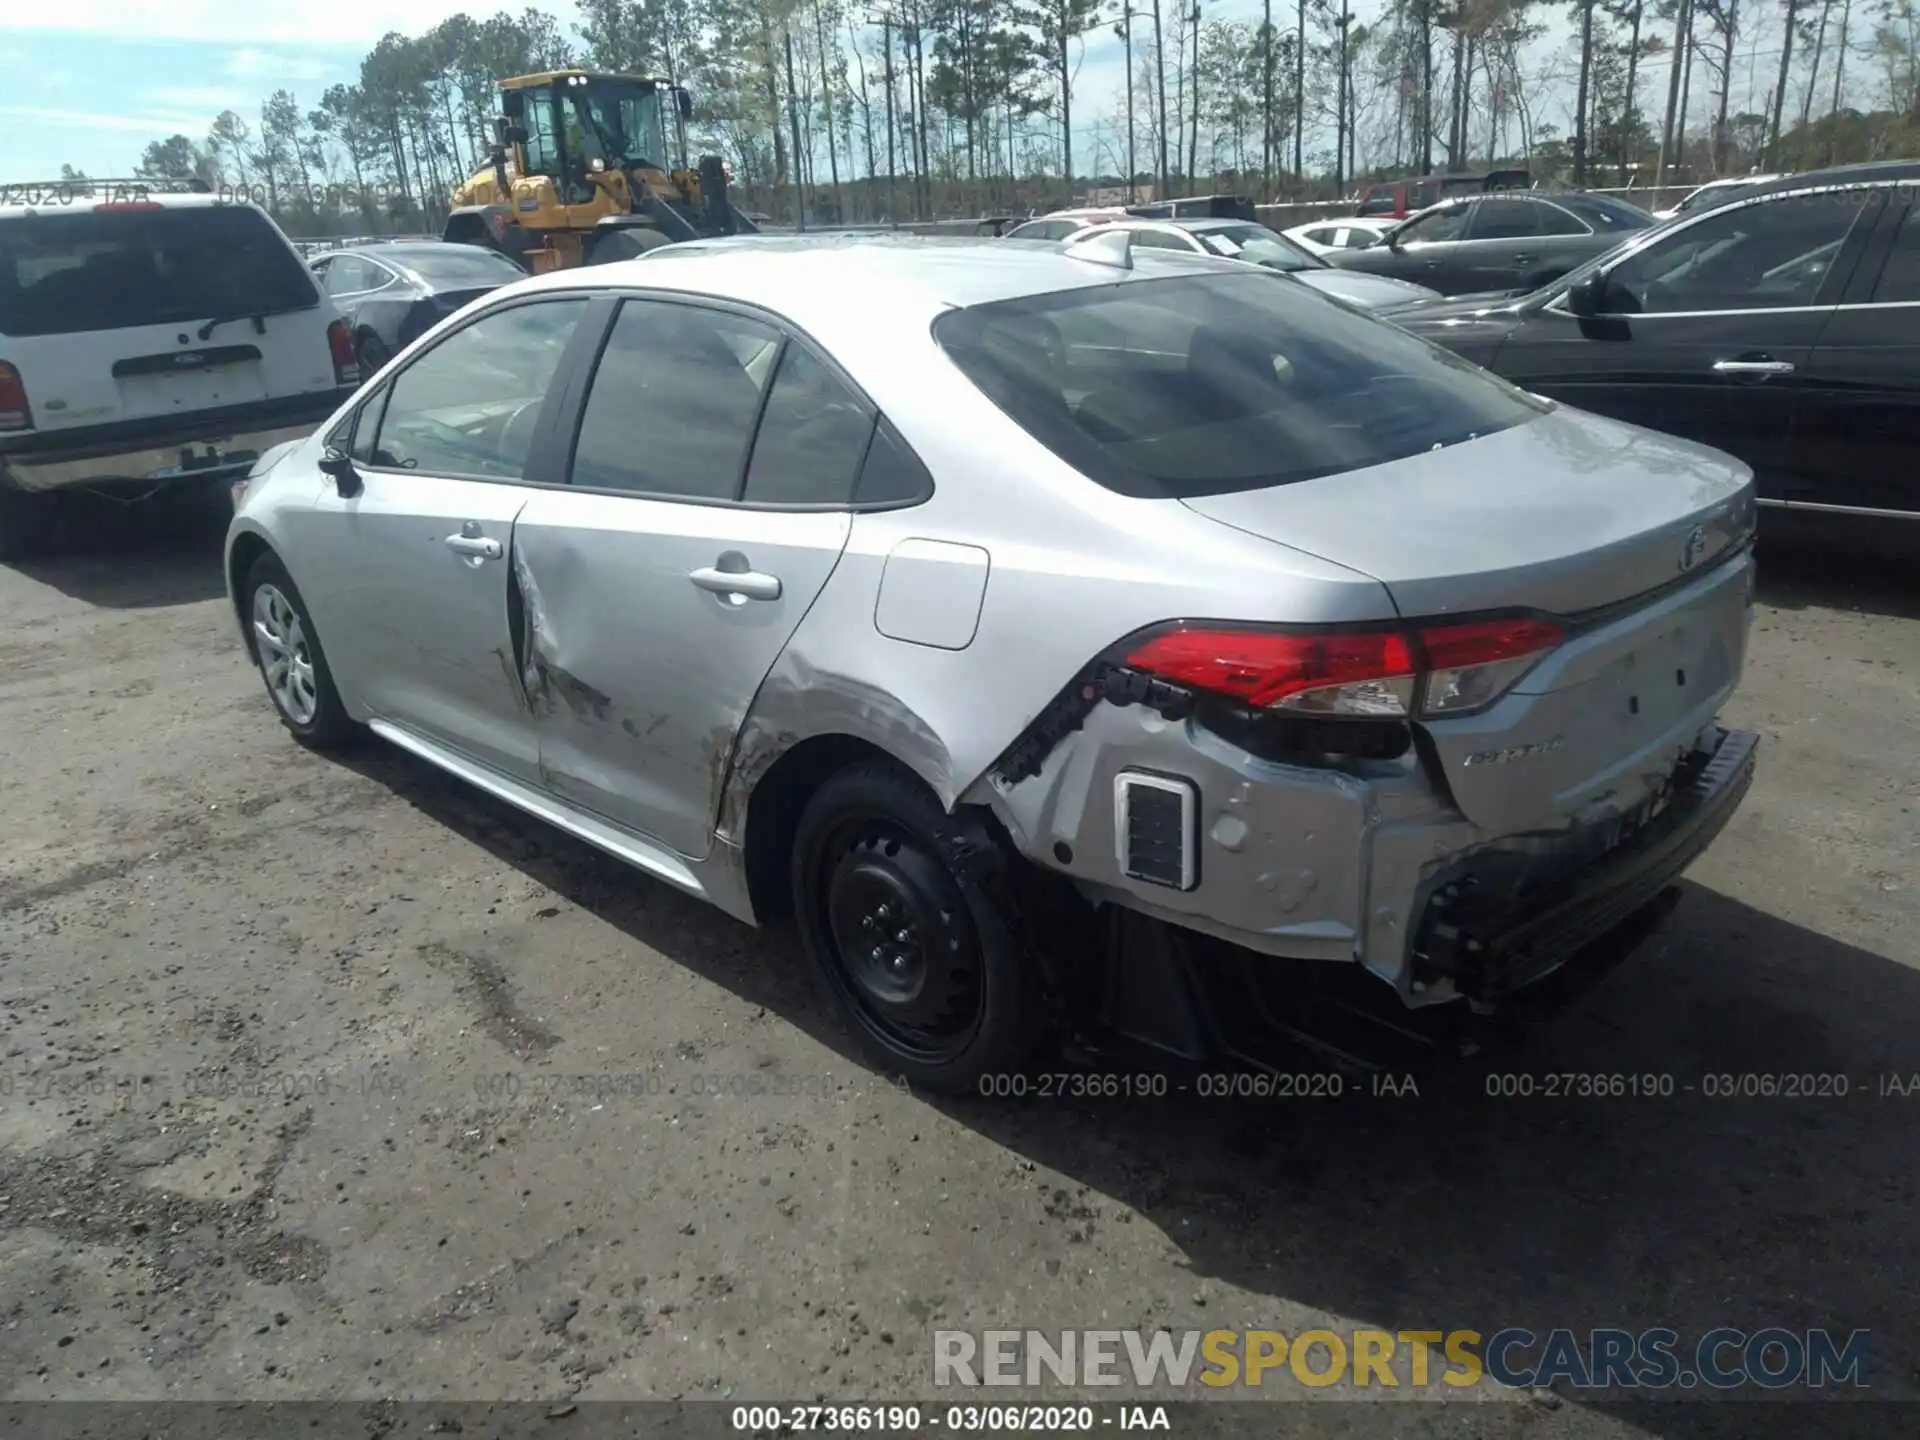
left=1712, top=359, right=1795, bottom=376
left=445, top=533, right=502, bottom=559
left=690, top=566, right=782, bottom=602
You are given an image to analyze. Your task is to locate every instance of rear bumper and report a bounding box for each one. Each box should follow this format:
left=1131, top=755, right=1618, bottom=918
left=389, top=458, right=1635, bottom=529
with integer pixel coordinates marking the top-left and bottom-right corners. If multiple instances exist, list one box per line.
left=1408, top=724, right=1759, bottom=1001
left=0, top=389, right=352, bottom=493
left=1081, top=728, right=1758, bottom=1074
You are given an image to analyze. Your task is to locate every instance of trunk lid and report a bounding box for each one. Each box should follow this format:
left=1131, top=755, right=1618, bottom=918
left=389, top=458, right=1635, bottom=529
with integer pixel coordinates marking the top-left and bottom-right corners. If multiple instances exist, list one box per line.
left=1180, top=406, right=1755, bottom=620
left=1182, top=406, right=1758, bottom=834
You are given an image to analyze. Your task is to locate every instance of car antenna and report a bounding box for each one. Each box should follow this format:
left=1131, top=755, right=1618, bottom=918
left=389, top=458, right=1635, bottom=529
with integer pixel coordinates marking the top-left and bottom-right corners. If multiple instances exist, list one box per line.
left=1062, top=227, right=1132, bottom=271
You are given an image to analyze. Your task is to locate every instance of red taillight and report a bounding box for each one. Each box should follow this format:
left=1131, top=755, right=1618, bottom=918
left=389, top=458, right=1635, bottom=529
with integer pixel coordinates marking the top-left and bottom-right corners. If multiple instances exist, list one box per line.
left=1123, top=616, right=1564, bottom=720
left=1124, top=626, right=1418, bottom=716
left=327, top=319, right=359, bottom=385
left=0, top=361, right=32, bottom=432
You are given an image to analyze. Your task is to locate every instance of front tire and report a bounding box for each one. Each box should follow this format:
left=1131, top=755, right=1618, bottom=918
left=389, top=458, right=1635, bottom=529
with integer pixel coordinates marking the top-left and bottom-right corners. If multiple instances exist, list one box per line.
left=243, top=554, right=357, bottom=750
left=791, top=762, right=1042, bottom=1093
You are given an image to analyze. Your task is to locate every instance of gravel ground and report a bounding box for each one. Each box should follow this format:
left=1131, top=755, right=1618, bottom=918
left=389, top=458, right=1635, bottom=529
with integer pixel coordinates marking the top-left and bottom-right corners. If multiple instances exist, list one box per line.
left=1, top=500, right=1915, bottom=1439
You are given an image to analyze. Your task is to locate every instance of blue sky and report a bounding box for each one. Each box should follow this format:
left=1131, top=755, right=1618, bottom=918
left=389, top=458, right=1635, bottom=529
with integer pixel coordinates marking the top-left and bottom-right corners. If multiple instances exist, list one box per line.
left=2, top=1, right=1806, bottom=187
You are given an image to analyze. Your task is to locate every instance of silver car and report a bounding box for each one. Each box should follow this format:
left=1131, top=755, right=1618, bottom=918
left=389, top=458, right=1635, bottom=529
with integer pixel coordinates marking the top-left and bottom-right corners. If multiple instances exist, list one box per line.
left=225, top=232, right=1760, bottom=1091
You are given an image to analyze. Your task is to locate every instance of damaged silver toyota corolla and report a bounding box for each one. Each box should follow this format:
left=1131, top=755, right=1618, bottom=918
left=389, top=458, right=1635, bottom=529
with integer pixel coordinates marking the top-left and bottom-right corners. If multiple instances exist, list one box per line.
left=225, top=229, right=1760, bottom=1092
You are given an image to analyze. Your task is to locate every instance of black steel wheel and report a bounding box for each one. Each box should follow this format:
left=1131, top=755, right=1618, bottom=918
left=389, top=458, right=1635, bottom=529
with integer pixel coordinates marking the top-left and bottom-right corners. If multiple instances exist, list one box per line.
left=792, top=762, right=1041, bottom=1092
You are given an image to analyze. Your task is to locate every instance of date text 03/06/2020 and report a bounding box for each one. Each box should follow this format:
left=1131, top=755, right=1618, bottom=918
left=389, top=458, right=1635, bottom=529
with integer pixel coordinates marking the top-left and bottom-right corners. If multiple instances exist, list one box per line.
left=731, top=1406, right=1172, bottom=1433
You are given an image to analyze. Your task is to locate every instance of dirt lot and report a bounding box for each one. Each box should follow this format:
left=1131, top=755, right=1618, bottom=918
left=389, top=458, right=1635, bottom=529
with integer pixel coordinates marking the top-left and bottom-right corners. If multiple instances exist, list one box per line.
left=1, top=501, right=1916, bottom=1436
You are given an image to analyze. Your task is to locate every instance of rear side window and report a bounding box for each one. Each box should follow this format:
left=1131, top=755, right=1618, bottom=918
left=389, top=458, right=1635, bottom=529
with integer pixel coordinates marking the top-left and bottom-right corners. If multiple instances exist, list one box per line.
left=0, top=205, right=318, bottom=337
left=741, top=344, right=875, bottom=505
left=1871, top=206, right=1920, bottom=302
left=569, top=299, right=778, bottom=499
left=1468, top=199, right=1542, bottom=240
left=933, top=271, right=1545, bottom=500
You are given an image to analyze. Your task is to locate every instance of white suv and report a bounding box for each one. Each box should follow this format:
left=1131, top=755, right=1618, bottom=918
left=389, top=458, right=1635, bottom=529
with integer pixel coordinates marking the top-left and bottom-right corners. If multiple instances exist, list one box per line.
left=0, top=184, right=359, bottom=559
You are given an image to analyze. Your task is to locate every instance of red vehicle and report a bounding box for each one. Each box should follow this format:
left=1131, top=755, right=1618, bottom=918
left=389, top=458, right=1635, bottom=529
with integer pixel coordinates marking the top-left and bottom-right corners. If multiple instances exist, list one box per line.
left=1355, top=169, right=1530, bottom=219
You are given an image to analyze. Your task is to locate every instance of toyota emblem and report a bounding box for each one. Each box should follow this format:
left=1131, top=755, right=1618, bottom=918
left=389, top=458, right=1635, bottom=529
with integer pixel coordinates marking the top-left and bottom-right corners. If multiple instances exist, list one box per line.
left=1679, top=525, right=1707, bottom=572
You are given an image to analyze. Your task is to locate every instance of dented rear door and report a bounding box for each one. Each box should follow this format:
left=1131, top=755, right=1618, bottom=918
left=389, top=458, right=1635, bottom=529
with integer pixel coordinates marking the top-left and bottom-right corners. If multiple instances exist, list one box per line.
left=509, top=497, right=850, bottom=857
left=511, top=297, right=869, bottom=859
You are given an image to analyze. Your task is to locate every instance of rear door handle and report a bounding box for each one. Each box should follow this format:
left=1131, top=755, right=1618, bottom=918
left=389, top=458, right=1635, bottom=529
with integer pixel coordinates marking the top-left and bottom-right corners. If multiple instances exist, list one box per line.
left=690, top=566, right=782, bottom=602
left=445, top=533, right=502, bottom=559
left=1713, top=359, right=1795, bottom=376
left=1510, top=252, right=1535, bottom=265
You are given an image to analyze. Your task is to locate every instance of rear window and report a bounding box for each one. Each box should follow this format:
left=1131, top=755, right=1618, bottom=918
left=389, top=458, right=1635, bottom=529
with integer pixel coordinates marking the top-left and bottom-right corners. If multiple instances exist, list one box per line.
left=393, top=246, right=528, bottom=286
left=0, top=205, right=318, bottom=338
left=932, top=271, right=1545, bottom=500
left=1190, top=223, right=1322, bottom=271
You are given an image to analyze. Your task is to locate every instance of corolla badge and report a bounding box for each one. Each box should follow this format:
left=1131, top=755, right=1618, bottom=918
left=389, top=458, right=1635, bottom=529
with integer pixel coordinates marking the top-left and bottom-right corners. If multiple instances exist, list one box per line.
left=1679, top=524, right=1708, bottom=572
left=1462, top=737, right=1566, bottom=767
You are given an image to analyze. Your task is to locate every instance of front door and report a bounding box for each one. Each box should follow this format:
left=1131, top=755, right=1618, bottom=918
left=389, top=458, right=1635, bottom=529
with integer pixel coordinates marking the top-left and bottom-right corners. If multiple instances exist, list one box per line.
left=514, top=297, right=871, bottom=857
left=293, top=294, right=593, bottom=781
left=1492, top=189, right=1883, bottom=502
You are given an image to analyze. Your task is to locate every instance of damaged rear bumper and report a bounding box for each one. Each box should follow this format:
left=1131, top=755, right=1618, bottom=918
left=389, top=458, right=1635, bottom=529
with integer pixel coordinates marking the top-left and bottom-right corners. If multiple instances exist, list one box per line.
left=1074, top=727, right=1758, bottom=1073
left=1409, top=725, right=1758, bottom=1002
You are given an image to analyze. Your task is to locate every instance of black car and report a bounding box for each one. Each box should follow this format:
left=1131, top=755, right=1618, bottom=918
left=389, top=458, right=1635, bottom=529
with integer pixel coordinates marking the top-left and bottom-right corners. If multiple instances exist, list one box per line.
left=1325, top=191, right=1656, bottom=296
left=309, top=241, right=527, bottom=373
left=1386, top=160, right=1920, bottom=536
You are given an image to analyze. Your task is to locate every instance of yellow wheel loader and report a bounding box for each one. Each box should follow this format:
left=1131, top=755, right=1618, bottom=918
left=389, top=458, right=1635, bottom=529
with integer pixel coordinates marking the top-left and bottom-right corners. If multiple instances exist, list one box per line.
left=444, top=71, right=758, bottom=272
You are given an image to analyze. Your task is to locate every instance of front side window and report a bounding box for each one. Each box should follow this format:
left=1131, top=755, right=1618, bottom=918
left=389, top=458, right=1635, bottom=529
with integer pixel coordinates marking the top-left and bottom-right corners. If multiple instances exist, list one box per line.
left=520, top=87, right=563, bottom=178
left=741, top=345, right=875, bottom=505
left=325, top=256, right=386, bottom=294
left=370, top=298, right=587, bottom=478
left=934, top=270, right=1545, bottom=500
left=1598, top=192, right=1873, bottom=314
left=1400, top=205, right=1469, bottom=244
left=569, top=299, right=778, bottom=499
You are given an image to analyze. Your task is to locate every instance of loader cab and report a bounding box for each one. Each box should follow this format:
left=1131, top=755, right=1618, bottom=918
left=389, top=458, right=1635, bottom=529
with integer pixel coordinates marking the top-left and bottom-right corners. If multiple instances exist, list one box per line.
left=500, top=74, right=679, bottom=201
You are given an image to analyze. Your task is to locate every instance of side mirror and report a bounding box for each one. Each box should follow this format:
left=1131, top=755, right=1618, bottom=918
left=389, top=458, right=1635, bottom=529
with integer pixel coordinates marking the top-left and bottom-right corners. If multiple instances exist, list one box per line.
left=1383, top=227, right=1403, bottom=251
left=674, top=86, right=694, bottom=120
left=318, top=445, right=362, bottom=498
left=1566, top=271, right=1607, bottom=317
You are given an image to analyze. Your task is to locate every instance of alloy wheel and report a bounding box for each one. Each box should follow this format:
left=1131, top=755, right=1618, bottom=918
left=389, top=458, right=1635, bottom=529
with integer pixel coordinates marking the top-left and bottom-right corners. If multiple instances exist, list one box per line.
left=252, top=583, right=319, bottom=726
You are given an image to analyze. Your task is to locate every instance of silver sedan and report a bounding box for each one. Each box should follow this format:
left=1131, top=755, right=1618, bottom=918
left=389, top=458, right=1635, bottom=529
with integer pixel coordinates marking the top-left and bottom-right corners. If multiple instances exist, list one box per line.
left=226, top=232, right=1760, bottom=1090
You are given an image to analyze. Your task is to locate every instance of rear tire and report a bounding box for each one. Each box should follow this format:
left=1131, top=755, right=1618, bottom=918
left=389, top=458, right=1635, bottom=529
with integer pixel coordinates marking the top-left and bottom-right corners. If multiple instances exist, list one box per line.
left=791, top=761, right=1043, bottom=1094
left=587, top=227, right=672, bottom=264
left=0, top=486, right=57, bottom=563
left=242, top=553, right=357, bottom=751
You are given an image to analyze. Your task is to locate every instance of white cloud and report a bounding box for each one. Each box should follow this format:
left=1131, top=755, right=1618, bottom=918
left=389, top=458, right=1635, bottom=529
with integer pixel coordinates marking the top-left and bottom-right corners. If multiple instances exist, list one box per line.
left=0, top=104, right=217, bottom=136
left=226, top=47, right=345, bottom=82
left=3, top=1, right=581, bottom=45
left=142, top=86, right=253, bottom=113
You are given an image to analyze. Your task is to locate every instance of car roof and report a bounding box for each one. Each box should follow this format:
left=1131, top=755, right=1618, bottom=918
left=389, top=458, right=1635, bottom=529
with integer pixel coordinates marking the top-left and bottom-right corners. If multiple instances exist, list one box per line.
left=1733, top=159, right=1920, bottom=199
left=522, top=231, right=1225, bottom=320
